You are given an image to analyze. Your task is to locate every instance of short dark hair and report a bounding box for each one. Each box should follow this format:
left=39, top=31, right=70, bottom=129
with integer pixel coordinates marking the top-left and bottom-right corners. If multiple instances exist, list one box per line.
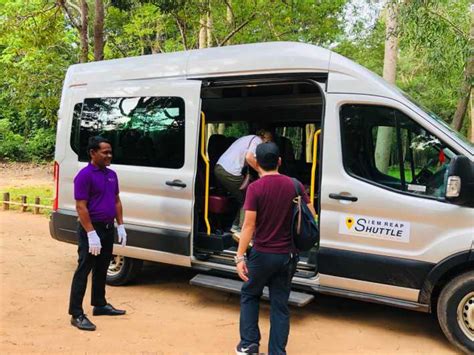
left=87, top=136, right=111, bottom=158
left=256, top=142, right=279, bottom=171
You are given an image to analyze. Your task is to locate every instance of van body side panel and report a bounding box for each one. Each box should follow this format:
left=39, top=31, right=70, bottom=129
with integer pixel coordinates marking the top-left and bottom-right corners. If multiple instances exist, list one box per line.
left=319, top=93, right=474, bottom=298
left=318, top=247, right=434, bottom=289
left=418, top=251, right=473, bottom=304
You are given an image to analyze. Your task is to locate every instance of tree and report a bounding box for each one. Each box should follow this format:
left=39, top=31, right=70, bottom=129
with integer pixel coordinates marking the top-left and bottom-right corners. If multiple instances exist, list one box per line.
left=94, top=0, right=105, bottom=61
left=452, top=3, right=473, bottom=131
left=398, top=0, right=471, bottom=132
left=375, top=2, right=399, bottom=174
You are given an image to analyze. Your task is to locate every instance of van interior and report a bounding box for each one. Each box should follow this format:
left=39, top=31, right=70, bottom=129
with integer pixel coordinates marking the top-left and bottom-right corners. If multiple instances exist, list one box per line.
left=194, top=77, right=325, bottom=277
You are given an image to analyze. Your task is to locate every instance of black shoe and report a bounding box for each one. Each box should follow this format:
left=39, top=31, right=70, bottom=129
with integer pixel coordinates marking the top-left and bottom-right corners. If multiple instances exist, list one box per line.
left=93, top=303, right=126, bottom=316
left=70, top=314, right=96, bottom=331
left=235, top=343, right=259, bottom=355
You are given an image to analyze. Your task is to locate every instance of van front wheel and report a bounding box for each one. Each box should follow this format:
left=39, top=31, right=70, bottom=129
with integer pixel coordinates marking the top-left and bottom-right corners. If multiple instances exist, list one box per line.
left=106, top=255, right=143, bottom=286
left=437, top=271, right=474, bottom=353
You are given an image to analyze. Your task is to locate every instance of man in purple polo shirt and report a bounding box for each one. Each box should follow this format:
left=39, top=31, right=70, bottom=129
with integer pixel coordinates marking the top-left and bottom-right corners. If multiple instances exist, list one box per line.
left=234, top=142, right=316, bottom=355
left=68, top=136, right=128, bottom=331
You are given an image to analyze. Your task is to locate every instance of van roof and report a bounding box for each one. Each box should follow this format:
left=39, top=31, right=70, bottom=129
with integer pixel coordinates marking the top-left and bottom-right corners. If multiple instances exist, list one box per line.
left=65, top=41, right=397, bottom=97
left=64, top=41, right=473, bottom=156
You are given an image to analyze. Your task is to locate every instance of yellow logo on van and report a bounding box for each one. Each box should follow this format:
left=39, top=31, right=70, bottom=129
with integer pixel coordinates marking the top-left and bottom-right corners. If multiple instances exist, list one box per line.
left=339, top=214, right=411, bottom=243
left=345, top=217, right=355, bottom=230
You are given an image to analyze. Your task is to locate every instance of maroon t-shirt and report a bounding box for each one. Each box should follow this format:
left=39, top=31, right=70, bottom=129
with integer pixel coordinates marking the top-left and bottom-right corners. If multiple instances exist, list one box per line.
left=243, top=174, right=309, bottom=254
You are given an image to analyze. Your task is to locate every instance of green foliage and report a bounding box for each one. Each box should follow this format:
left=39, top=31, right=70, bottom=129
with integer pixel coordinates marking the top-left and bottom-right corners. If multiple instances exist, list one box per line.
left=0, top=0, right=75, bottom=143
left=335, top=0, right=471, bottom=136
left=334, top=19, right=385, bottom=75
left=0, top=0, right=471, bottom=162
left=396, top=0, right=471, bottom=131
left=0, top=120, right=55, bottom=161
left=27, top=128, right=56, bottom=162
left=0, top=119, right=27, bottom=160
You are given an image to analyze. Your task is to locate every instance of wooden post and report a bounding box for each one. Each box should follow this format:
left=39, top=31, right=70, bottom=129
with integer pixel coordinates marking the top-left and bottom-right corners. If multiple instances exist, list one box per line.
left=3, top=192, right=9, bottom=210
left=21, top=195, right=27, bottom=212
left=34, top=197, right=40, bottom=215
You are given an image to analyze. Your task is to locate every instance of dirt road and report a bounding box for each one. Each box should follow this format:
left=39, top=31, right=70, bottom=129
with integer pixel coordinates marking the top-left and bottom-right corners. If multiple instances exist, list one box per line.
left=0, top=211, right=458, bottom=354
left=0, top=162, right=52, bottom=189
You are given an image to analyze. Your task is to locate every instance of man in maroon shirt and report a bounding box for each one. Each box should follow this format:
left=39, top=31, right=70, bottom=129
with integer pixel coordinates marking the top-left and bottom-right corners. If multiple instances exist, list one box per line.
left=234, top=142, right=316, bottom=355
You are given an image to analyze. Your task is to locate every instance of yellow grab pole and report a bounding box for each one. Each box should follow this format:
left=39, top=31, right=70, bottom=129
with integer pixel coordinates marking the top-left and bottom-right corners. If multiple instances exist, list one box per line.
left=310, top=129, right=321, bottom=209
left=200, top=112, right=211, bottom=235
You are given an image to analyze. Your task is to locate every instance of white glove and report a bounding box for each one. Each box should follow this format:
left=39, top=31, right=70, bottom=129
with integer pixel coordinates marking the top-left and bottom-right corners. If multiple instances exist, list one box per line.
left=117, top=224, right=127, bottom=246
left=87, top=230, right=102, bottom=256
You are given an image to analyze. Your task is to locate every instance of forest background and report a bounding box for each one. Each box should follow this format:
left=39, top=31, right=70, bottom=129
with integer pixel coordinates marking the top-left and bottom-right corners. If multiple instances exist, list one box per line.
left=0, top=0, right=472, bottom=162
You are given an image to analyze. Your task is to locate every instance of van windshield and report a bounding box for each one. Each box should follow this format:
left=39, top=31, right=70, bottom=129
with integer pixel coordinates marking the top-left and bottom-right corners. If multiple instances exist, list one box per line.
left=401, top=92, right=473, bottom=153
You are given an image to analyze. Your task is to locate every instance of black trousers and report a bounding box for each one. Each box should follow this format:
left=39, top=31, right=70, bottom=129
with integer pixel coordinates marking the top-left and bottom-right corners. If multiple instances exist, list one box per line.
left=68, top=222, right=114, bottom=317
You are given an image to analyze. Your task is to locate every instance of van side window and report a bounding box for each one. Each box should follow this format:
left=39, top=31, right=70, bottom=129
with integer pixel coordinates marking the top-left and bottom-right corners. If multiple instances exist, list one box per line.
left=340, top=104, right=455, bottom=199
left=75, top=96, right=185, bottom=169
left=70, top=103, right=83, bottom=155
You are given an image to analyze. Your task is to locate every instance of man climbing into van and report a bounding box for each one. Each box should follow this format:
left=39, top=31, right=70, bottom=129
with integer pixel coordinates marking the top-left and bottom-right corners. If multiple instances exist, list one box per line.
left=214, top=129, right=273, bottom=235
left=234, top=142, right=316, bottom=355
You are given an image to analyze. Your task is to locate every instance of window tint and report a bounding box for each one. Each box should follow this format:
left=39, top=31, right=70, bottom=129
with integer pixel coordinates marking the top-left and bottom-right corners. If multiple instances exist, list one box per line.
left=70, top=103, right=83, bottom=155
left=75, top=97, right=185, bottom=169
left=340, top=104, right=454, bottom=199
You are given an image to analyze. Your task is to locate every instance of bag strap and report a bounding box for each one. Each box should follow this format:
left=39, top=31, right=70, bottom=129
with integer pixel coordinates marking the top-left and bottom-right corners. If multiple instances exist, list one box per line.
left=291, top=178, right=302, bottom=236
left=246, top=135, right=258, bottom=150
left=292, top=178, right=302, bottom=197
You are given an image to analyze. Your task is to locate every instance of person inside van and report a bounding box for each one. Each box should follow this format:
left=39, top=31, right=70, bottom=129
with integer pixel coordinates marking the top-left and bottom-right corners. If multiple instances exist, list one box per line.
left=214, top=129, right=273, bottom=234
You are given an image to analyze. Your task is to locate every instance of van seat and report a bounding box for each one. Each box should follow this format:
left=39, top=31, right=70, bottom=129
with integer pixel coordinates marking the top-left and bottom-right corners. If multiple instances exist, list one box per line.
left=208, top=195, right=231, bottom=214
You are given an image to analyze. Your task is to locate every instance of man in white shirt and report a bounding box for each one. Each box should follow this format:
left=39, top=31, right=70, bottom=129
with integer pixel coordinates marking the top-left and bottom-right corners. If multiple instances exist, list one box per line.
left=214, top=130, right=273, bottom=233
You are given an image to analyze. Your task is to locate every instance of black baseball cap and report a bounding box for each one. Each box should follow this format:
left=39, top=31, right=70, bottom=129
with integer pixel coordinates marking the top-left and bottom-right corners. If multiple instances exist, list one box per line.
left=256, top=142, right=280, bottom=170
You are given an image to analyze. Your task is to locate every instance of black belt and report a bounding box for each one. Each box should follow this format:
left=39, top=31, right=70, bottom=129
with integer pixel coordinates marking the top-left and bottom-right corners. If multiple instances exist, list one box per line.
left=92, top=221, right=115, bottom=229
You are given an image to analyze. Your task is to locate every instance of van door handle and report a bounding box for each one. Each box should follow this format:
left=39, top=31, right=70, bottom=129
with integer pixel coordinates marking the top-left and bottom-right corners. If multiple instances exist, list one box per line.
left=166, top=180, right=187, bottom=188
left=329, top=193, right=358, bottom=202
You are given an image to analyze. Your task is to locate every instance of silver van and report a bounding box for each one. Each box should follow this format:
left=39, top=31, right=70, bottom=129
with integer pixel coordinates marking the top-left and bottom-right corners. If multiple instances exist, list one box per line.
left=50, top=42, right=474, bottom=352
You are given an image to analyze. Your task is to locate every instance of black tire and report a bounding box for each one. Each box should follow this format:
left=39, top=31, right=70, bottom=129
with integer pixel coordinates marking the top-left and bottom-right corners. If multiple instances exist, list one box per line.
left=106, top=255, right=143, bottom=286
left=437, top=270, right=474, bottom=354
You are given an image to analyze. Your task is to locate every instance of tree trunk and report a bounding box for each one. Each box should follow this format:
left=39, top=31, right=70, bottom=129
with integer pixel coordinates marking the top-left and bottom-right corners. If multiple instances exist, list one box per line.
left=452, top=6, right=473, bottom=131
left=79, top=0, right=89, bottom=63
left=226, top=0, right=234, bottom=44
left=217, top=123, right=226, bottom=134
left=199, top=1, right=207, bottom=49
left=152, top=30, right=163, bottom=54
left=470, top=87, right=474, bottom=143
left=93, top=0, right=104, bottom=61
left=207, top=4, right=213, bottom=48
left=375, top=3, right=398, bottom=174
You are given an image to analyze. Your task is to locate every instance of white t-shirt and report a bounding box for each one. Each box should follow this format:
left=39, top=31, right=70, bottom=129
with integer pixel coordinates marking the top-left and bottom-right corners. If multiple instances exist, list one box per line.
left=217, top=135, right=262, bottom=176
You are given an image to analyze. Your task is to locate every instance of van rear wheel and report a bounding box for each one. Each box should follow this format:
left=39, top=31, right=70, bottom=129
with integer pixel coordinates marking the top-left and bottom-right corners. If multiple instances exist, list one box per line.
left=106, top=255, right=143, bottom=286
left=437, top=271, right=474, bottom=353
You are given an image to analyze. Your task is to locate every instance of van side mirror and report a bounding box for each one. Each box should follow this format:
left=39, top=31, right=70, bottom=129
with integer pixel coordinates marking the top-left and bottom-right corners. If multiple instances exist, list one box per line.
left=445, top=155, right=474, bottom=207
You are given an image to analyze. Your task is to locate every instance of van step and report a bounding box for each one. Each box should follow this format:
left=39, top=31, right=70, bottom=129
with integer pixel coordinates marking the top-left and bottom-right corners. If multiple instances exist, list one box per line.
left=190, top=274, right=314, bottom=307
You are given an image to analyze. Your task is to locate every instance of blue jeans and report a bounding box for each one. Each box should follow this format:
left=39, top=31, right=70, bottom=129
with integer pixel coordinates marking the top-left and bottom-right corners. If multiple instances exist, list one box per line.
left=239, top=249, right=298, bottom=355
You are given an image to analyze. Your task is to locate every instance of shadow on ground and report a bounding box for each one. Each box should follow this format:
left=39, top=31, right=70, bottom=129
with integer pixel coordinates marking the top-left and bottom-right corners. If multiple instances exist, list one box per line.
left=126, top=261, right=450, bottom=350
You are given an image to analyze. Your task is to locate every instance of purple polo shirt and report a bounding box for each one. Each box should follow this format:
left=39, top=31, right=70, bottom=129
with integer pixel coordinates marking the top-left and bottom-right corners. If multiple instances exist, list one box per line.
left=74, top=163, right=119, bottom=223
